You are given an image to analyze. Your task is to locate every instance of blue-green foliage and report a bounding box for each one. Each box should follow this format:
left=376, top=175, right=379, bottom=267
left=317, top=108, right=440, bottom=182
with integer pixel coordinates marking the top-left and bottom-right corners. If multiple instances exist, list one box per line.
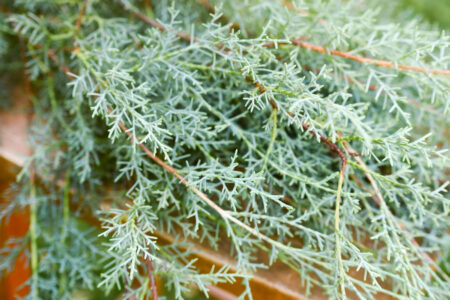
left=0, top=0, right=449, bottom=299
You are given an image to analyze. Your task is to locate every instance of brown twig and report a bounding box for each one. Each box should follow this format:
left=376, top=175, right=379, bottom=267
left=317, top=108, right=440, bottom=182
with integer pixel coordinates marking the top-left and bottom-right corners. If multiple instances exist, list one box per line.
left=282, top=3, right=450, bottom=76
left=145, top=258, right=158, bottom=300
left=75, top=0, right=89, bottom=31
left=291, top=40, right=450, bottom=76
left=195, top=0, right=449, bottom=76
left=73, top=0, right=89, bottom=52
left=130, top=9, right=195, bottom=42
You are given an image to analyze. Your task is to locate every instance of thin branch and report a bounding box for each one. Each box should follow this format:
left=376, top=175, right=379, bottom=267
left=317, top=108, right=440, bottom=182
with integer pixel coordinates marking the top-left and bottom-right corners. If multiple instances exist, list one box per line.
left=195, top=0, right=449, bottom=75
left=280, top=2, right=450, bottom=76
left=291, top=40, right=450, bottom=75
left=75, top=0, right=89, bottom=31
left=342, top=141, right=450, bottom=282
left=144, top=258, right=158, bottom=300
left=47, top=50, right=74, bottom=80
left=129, top=8, right=194, bottom=42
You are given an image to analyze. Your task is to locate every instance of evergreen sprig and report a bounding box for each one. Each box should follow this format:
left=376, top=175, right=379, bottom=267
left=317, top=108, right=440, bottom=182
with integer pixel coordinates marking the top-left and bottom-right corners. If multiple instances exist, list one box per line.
left=0, top=0, right=449, bottom=299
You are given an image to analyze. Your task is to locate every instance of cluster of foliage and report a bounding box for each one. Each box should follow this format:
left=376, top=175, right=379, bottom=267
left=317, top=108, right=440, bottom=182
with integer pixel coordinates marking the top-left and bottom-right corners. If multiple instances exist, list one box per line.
left=0, top=0, right=449, bottom=299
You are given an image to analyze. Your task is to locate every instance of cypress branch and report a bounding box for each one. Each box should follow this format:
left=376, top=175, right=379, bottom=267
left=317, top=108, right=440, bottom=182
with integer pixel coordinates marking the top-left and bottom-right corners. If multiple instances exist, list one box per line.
left=0, top=0, right=449, bottom=299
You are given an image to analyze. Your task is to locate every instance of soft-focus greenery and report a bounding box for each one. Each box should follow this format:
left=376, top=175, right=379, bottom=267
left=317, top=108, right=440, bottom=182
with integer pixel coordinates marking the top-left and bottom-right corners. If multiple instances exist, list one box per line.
left=400, top=0, right=450, bottom=28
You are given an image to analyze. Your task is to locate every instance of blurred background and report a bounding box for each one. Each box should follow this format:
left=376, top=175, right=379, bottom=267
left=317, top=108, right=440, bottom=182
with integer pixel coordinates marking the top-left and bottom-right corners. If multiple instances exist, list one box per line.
left=399, top=0, right=450, bottom=28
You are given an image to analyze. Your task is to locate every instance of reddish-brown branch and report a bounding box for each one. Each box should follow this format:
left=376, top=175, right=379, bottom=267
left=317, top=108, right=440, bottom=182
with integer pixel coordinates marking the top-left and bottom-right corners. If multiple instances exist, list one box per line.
left=145, top=258, right=158, bottom=300
left=73, top=0, right=89, bottom=53
left=75, top=0, right=89, bottom=31
left=196, top=0, right=450, bottom=76
left=292, top=40, right=450, bottom=75
left=130, top=9, right=195, bottom=42
left=282, top=3, right=450, bottom=76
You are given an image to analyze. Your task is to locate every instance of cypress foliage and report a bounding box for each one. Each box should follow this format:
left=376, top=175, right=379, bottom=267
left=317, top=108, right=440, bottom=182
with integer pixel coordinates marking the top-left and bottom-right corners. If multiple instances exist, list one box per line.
left=0, top=0, right=449, bottom=299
